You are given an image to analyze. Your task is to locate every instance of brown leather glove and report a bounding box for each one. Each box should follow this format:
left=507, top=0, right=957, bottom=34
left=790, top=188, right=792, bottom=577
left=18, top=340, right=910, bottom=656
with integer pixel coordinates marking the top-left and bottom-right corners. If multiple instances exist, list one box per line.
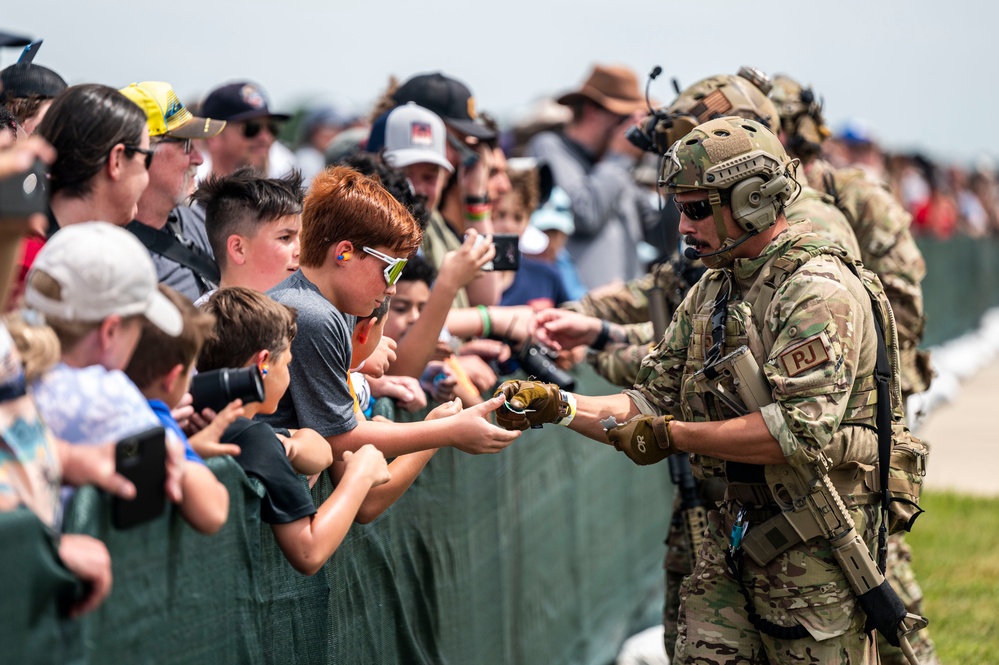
left=606, top=415, right=678, bottom=465
left=493, top=380, right=572, bottom=431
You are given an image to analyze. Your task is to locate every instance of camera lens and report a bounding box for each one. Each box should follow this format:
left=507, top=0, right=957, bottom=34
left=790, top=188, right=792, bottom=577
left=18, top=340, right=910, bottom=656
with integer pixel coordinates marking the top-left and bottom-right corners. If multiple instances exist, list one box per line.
left=517, top=340, right=576, bottom=392
left=190, top=366, right=266, bottom=413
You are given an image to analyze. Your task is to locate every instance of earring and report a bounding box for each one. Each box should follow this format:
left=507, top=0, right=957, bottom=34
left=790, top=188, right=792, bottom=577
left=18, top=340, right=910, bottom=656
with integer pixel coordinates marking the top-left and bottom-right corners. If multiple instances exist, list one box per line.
left=260, top=363, right=269, bottom=377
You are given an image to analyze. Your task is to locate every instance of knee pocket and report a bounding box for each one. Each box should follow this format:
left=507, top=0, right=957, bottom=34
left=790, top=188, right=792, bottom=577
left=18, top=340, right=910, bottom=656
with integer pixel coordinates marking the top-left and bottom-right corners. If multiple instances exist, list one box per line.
left=759, top=547, right=863, bottom=641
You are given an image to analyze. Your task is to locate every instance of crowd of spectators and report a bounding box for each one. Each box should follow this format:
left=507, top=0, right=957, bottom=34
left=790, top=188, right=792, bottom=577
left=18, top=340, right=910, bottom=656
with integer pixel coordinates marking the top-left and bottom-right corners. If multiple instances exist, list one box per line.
left=0, top=28, right=989, bottom=642
left=825, top=124, right=999, bottom=239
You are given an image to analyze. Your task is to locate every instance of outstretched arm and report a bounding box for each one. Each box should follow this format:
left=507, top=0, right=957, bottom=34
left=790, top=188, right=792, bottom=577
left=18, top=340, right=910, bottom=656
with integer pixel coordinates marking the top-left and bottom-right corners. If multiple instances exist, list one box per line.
left=271, top=444, right=389, bottom=575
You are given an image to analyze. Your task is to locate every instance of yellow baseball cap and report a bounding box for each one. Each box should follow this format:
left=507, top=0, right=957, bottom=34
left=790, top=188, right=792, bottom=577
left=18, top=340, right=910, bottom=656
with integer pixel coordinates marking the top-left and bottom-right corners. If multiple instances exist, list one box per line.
left=120, top=81, right=226, bottom=139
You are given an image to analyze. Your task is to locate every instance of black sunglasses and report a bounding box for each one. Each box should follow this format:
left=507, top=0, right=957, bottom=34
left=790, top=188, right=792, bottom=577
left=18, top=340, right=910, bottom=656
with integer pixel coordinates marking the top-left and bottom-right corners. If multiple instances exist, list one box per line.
left=675, top=199, right=714, bottom=221
left=243, top=120, right=281, bottom=139
left=123, top=144, right=155, bottom=169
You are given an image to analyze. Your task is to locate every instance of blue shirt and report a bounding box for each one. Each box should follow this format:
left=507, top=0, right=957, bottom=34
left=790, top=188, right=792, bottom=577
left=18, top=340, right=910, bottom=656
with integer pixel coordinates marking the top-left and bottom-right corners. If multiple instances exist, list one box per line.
left=148, top=399, right=205, bottom=465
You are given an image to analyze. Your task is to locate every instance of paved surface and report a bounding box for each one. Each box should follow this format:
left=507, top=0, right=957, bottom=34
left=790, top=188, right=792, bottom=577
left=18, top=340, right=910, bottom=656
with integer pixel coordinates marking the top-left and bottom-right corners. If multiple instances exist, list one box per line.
left=916, top=358, right=999, bottom=497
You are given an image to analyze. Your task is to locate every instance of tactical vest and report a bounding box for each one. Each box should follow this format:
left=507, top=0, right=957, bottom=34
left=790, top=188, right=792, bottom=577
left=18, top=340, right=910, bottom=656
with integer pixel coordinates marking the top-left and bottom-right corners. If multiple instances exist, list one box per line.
left=681, top=234, right=884, bottom=480
left=682, top=233, right=926, bottom=533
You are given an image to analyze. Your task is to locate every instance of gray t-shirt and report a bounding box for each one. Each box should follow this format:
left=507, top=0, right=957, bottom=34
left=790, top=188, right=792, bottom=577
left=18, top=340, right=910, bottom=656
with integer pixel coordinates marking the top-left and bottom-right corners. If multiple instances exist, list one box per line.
left=256, top=271, right=357, bottom=437
left=141, top=204, right=219, bottom=303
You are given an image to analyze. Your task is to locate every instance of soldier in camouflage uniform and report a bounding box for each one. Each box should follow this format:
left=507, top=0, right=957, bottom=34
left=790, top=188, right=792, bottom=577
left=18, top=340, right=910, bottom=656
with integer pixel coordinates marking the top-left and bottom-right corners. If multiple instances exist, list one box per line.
left=542, top=70, right=873, bottom=660
left=770, top=75, right=932, bottom=401
left=771, top=74, right=939, bottom=665
left=500, top=118, right=891, bottom=663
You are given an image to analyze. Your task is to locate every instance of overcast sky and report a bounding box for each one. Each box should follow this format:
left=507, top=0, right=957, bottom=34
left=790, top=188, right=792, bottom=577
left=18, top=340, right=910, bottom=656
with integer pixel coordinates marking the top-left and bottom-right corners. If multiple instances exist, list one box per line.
left=5, top=0, right=992, bottom=164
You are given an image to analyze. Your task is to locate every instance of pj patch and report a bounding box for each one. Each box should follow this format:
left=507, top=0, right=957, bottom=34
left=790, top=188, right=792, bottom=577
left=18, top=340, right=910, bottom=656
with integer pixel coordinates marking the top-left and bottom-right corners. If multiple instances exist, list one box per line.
left=778, top=333, right=832, bottom=377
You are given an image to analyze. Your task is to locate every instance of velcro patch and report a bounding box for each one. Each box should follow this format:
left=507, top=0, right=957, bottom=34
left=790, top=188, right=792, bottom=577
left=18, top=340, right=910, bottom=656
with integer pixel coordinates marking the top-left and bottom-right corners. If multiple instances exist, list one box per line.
left=778, top=334, right=832, bottom=377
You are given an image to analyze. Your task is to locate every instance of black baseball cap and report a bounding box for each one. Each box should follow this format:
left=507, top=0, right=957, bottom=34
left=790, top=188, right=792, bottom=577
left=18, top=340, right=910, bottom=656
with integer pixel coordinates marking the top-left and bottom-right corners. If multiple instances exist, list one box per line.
left=0, top=31, right=31, bottom=48
left=0, top=62, right=66, bottom=104
left=201, top=81, right=290, bottom=123
left=393, top=72, right=495, bottom=141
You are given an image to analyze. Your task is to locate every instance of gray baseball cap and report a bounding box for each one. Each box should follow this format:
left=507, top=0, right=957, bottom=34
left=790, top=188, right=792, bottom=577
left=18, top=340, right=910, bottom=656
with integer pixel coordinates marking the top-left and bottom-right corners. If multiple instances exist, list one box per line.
left=383, top=103, right=454, bottom=173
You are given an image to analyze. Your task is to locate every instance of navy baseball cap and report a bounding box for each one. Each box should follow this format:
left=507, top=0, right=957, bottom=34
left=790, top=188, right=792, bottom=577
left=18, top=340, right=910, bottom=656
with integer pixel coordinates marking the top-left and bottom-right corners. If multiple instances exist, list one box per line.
left=393, top=72, right=495, bottom=141
left=201, top=81, right=290, bottom=123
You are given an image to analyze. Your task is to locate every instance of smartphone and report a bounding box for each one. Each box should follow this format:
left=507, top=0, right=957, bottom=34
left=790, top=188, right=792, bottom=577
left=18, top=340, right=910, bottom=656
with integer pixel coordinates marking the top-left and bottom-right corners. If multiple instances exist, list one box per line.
left=0, top=158, right=48, bottom=220
left=446, top=133, right=479, bottom=169
left=488, top=233, right=521, bottom=271
left=112, top=427, right=167, bottom=530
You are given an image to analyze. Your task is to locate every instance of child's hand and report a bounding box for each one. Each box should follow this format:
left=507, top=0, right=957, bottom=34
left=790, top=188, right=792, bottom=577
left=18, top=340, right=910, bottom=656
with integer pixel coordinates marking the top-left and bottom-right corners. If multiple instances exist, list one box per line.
left=187, top=399, right=244, bottom=459
left=58, top=534, right=113, bottom=618
left=438, top=229, right=496, bottom=290
left=358, top=336, right=397, bottom=378
left=342, top=444, right=391, bottom=489
left=164, top=434, right=187, bottom=504
left=454, top=354, right=497, bottom=393
left=450, top=395, right=521, bottom=455
left=425, top=397, right=463, bottom=421
left=368, top=374, right=427, bottom=412
left=172, top=392, right=196, bottom=433
left=420, top=362, right=457, bottom=403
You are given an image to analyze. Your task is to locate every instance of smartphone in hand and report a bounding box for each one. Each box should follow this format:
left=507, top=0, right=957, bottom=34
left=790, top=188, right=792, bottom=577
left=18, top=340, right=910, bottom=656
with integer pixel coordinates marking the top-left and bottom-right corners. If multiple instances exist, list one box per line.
left=112, top=427, right=167, bottom=530
left=488, top=233, right=520, bottom=271
left=0, top=158, right=48, bottom=220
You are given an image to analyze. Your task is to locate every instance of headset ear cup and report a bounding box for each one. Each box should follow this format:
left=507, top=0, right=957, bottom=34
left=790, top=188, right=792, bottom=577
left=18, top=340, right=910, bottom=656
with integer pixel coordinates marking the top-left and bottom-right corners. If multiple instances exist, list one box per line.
left=730, top=176, right=770, bottom=233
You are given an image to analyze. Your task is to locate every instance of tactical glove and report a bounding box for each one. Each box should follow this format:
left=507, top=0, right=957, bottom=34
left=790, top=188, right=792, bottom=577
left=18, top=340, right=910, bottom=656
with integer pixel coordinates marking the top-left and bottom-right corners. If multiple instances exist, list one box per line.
left=606, top=414, right=678, bottom=465
left=493, top=380, right=575, bottom=431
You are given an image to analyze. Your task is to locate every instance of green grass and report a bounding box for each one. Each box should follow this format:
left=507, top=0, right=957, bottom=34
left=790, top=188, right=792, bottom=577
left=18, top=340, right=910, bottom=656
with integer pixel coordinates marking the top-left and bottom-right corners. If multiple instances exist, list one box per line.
left=907, top=491, right=999, bottom=664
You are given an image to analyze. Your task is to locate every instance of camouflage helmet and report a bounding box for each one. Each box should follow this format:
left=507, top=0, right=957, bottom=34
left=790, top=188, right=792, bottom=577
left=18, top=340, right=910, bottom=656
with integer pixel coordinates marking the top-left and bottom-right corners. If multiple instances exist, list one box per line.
left=661, top=117, right=797, bottom=267
left=770, top=74, right=830, bottom=160
left=659, top=68, right=780, bottom=150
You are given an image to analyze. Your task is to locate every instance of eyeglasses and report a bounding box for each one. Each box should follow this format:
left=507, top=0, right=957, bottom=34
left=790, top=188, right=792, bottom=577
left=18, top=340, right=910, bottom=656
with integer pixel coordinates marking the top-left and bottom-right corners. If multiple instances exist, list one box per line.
left=243, top=120, right=281, bottom=139
left=362, top=246, right=408, bottom=286
left=675, top=199, right=715, bottom=221
left=155, top=137, right=194, bottom=155
left=123, top=144, right=155, bottom=169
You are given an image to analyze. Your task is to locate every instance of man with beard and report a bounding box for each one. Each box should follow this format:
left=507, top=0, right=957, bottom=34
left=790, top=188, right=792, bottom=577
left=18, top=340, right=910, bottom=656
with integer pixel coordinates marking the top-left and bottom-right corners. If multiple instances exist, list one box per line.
left=121, top=81, right=226, bottom=302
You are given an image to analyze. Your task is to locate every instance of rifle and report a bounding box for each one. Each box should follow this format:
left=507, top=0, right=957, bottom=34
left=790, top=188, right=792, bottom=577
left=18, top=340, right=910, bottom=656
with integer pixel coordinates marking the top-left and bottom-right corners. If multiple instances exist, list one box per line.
left=702, top=347, right=927, bottom=665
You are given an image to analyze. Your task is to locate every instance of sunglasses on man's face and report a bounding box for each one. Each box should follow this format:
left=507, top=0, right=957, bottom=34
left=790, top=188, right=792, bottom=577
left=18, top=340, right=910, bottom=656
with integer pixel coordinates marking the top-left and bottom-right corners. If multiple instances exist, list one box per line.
left=155, top=137, right=194, bottom=155
left=675, top=198, right=714, bottom=221
left=362, top=246, right=408, bottom=286
left=243, top=120, right=281, bottom=139
left=123, top=144, right=155, bottom=169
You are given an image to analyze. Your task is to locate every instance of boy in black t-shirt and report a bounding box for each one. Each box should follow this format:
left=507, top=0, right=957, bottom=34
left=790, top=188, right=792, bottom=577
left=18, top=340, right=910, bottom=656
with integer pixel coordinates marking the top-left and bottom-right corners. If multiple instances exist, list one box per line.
left=199, top=287, right=389, bottom=575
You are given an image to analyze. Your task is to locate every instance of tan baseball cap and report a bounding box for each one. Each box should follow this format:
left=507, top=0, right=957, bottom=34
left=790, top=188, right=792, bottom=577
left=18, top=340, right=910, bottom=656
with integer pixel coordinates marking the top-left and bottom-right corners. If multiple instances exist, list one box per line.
left=25, top=222, right=182, bottom=336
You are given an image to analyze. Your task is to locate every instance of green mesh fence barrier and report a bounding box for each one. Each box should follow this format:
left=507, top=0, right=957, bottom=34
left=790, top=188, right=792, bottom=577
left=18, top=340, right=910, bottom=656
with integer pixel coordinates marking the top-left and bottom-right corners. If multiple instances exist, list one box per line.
left=917, top=235, right=999, bottom=346
left=3, top=366, right=671, bottom=664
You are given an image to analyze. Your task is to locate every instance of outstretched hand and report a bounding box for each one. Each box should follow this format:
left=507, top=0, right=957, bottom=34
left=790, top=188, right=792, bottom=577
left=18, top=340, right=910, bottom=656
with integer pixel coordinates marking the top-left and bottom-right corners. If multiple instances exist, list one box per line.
left=492, top=380, right=567, bottom=431
left=450, top=395, right=522, bottom=454
left=187, top=399, right=244, bottom=458
left=533, top=308, right=602, bottom=352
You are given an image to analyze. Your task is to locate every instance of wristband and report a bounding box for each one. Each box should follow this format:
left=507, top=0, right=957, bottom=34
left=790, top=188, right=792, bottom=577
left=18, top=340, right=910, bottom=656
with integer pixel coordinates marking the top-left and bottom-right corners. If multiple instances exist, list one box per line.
left=463, top=195, right=491, bottom=205
left=476, top=304, right=492, bottom=338
left=463, top=202, right=490, bottom=222
left=556, top=390, right=577, bottom=427
left=591, top=320, right=611, bottom=351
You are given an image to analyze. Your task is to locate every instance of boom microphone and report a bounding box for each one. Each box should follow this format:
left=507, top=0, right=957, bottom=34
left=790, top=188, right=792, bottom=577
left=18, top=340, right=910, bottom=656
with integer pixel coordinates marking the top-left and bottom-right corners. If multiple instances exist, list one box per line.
left=683, top=231, right=757, bottom=260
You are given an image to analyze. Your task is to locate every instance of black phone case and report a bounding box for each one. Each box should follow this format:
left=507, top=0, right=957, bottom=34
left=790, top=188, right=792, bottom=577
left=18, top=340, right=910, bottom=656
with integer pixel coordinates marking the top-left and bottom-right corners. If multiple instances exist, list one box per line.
left=490, top=233, right=521, bottom=271
left=112, top=427, right=167, bottom=530
left=0, top=158, right=48, bottom=219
